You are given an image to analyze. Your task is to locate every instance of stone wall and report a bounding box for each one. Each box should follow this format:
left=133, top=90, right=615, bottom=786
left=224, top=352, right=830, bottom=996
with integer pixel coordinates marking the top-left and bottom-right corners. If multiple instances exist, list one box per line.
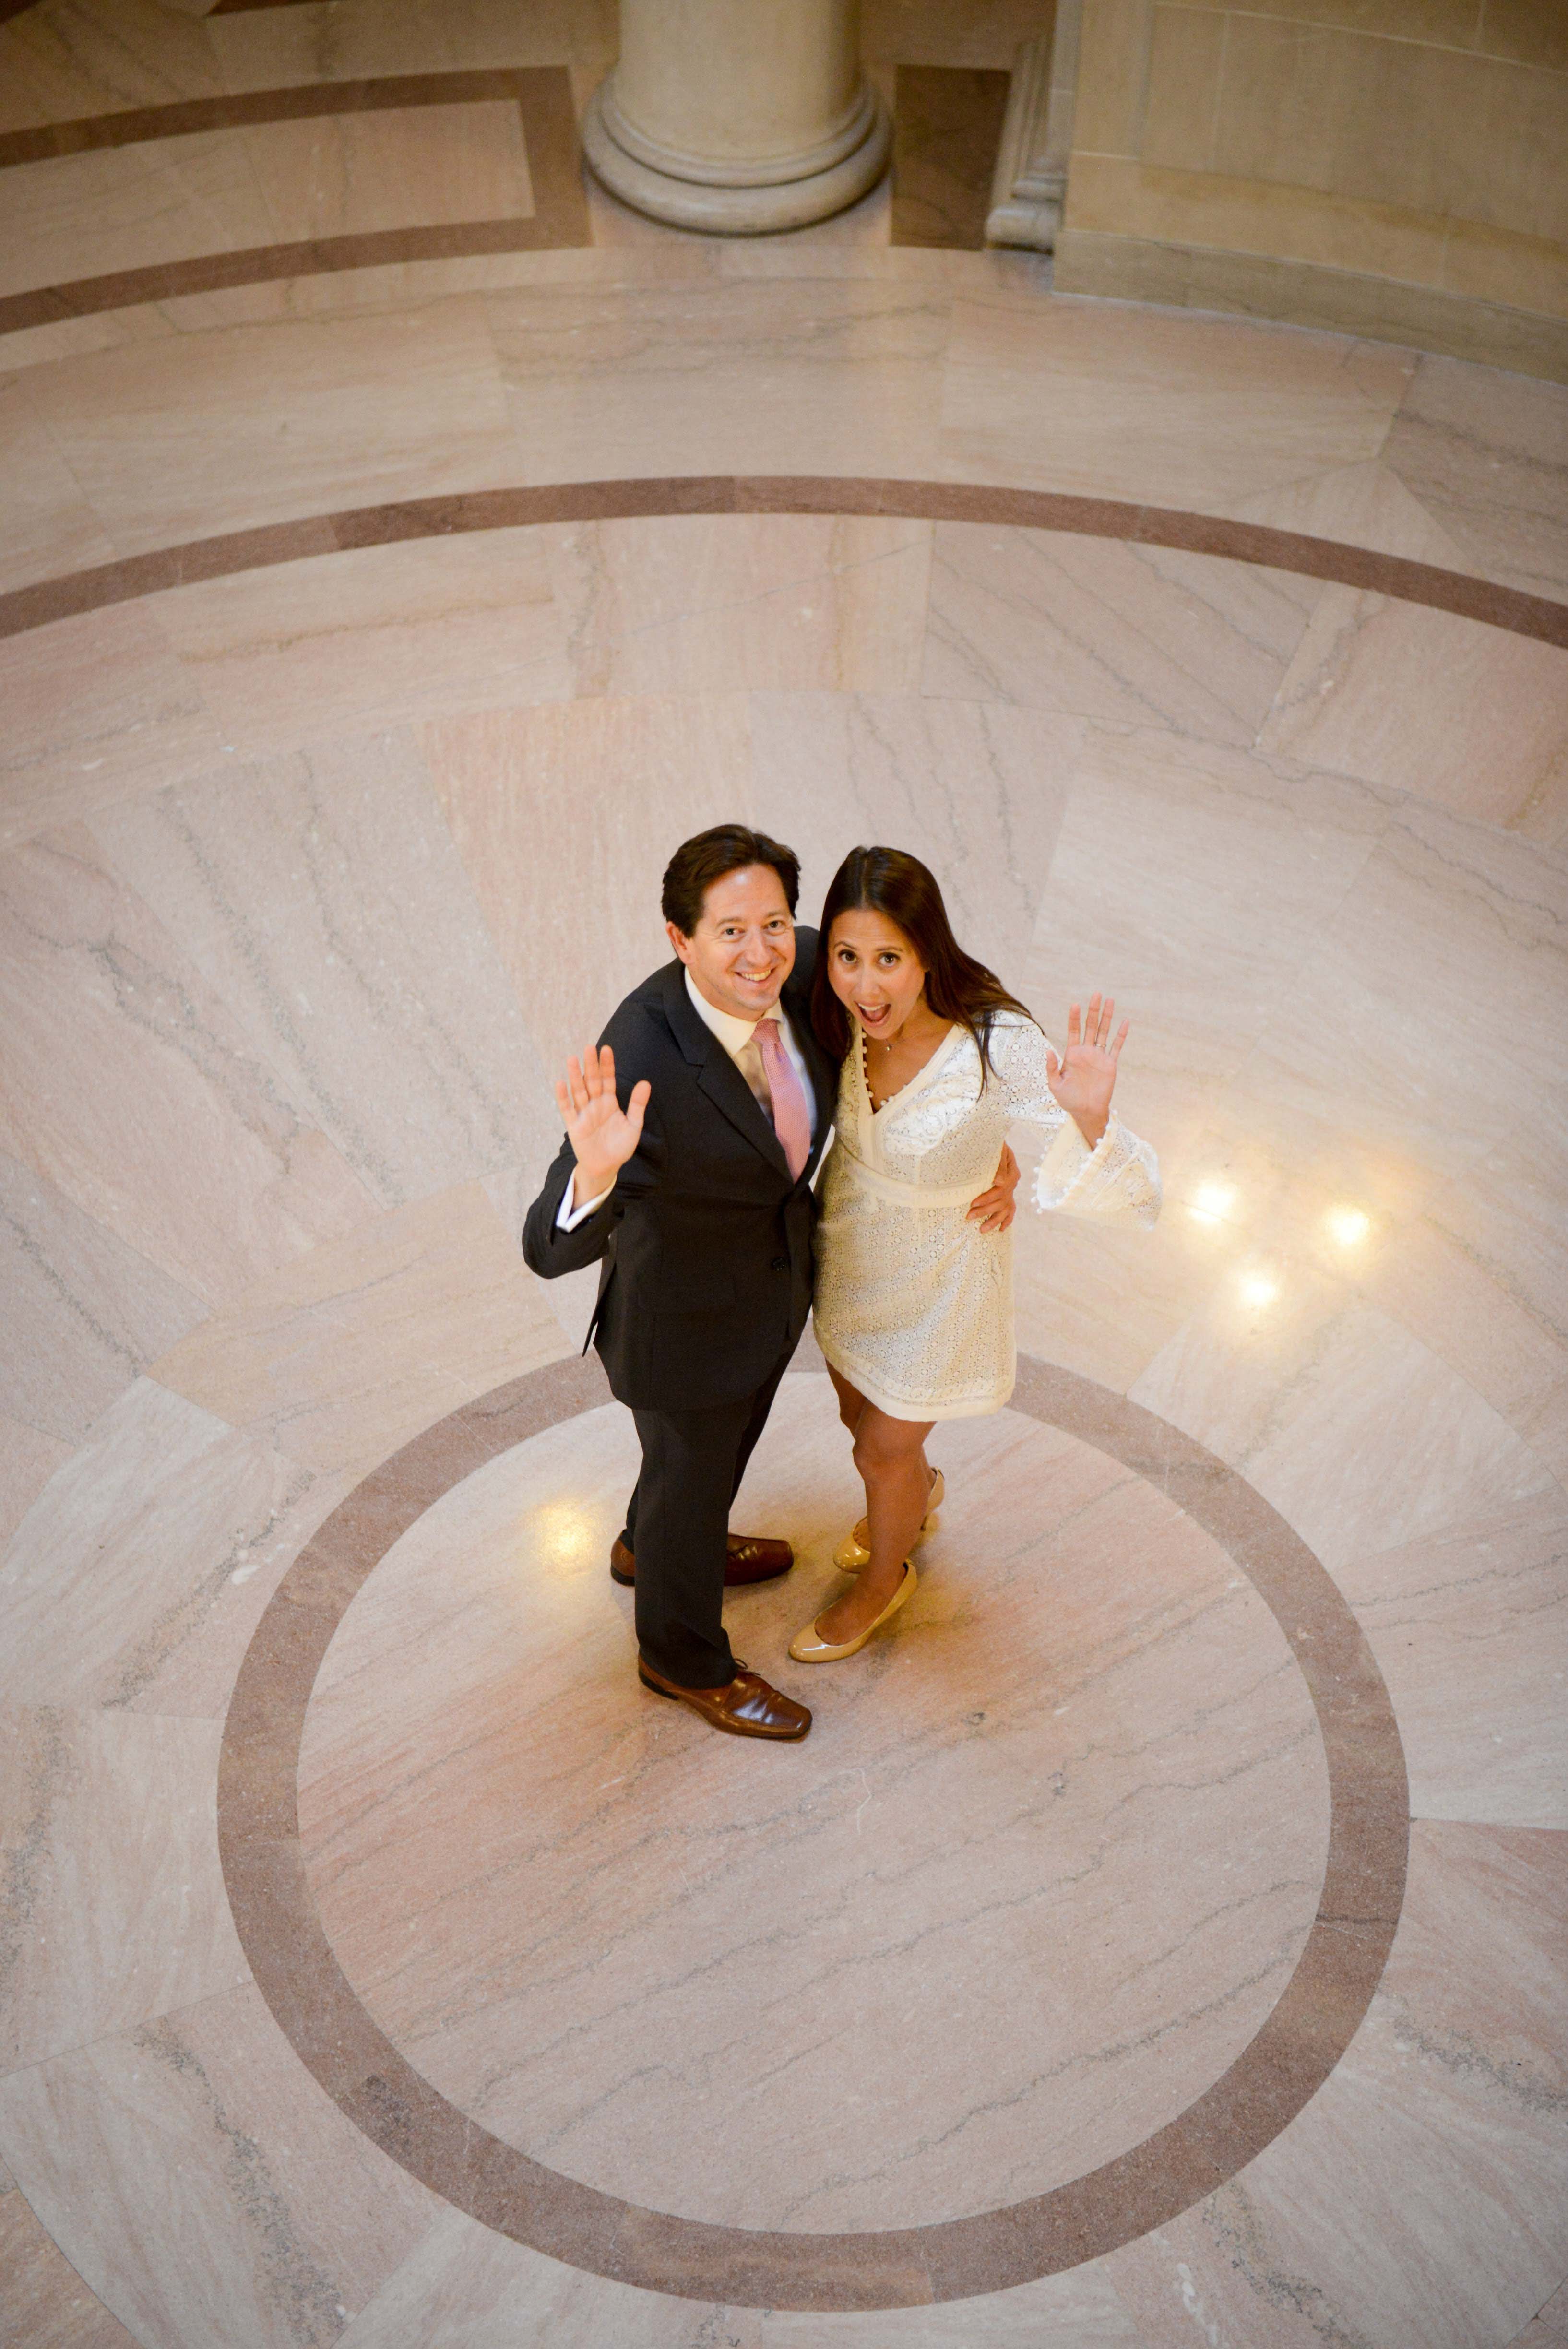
left=1054, top=0, right=1568, bottom=380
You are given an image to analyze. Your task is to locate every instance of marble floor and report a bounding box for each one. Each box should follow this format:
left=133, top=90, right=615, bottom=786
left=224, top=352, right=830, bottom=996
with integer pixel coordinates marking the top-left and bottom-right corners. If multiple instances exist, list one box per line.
left=1, top=3, right=1567, bottom=2345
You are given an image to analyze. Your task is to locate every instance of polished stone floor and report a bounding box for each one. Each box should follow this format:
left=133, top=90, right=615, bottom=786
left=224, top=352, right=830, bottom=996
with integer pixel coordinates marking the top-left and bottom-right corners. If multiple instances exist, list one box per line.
left=0, top=2, right=1566, bottom=2346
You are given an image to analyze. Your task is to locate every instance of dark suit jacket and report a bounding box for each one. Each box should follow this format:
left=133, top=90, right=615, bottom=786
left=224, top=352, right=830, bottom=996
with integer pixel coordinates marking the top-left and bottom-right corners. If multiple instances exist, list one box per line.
left=522, top=930, right=839, bottom=1412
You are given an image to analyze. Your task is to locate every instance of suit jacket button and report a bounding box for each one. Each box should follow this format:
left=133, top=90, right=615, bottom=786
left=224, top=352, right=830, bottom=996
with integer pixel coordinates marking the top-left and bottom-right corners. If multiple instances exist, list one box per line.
left=771, top=1256, right=787, bottom=1270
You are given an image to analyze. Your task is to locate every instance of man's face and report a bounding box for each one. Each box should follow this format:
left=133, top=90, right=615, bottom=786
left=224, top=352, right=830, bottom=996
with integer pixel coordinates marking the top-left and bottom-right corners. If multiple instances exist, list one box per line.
left=669, top=863, right=796, bottom=1023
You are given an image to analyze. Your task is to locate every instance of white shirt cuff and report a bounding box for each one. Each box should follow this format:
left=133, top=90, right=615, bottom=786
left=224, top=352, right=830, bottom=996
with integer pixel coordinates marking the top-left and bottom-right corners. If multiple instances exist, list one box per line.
left=556, top=1174, right=613, bottom=1230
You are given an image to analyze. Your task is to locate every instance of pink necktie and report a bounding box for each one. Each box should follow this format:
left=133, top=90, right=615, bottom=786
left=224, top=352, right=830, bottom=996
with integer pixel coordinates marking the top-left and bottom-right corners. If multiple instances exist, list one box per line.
left=754, top=1018, right=811, bottom=1180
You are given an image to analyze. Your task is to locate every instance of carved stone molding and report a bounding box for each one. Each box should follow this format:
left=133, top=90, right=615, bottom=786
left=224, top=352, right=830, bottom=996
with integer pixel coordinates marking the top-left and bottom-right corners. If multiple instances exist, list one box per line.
left=986, top=10, right=1081, bottom=254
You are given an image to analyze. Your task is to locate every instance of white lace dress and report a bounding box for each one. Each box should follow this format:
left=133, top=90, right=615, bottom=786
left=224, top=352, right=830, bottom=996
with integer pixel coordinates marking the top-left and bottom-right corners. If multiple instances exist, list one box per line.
left=812, top=1011, right=1161, bottom=1421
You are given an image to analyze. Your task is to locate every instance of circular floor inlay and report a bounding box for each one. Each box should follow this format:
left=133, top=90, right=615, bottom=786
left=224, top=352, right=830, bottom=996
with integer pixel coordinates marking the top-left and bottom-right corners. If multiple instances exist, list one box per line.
left=297, top=1389, right=1331, bottom=2233
left=218, top=1353, right=1407, bottom=2312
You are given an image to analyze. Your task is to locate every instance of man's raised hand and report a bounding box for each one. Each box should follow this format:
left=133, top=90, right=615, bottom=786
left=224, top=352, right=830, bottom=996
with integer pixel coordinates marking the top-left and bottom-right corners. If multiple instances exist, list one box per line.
left=555, top=1044, right=650, bottom=1205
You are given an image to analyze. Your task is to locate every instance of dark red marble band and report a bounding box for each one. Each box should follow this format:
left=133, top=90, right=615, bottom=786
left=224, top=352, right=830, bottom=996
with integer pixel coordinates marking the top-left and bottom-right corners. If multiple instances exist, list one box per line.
left=0, top=68, right=573, bottom=168
left=0, top=70, right=590, bottom=335
left=4, top=475, right=1565, bottom=649
left=216, top=1351, right=1408, bottom=2313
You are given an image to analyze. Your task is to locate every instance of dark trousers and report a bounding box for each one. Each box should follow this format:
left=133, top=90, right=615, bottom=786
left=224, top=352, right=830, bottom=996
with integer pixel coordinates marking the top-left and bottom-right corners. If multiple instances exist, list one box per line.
left=623, top=1345, right=794, bottom=1687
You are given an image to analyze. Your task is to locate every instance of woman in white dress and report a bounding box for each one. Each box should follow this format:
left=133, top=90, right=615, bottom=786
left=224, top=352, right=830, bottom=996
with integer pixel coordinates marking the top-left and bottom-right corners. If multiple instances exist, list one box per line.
left=789, top=846, right=1162, bottom=1665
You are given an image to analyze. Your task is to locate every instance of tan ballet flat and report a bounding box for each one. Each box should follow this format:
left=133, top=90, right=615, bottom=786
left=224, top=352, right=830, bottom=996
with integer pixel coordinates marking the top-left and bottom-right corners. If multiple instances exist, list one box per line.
left=833, top=1470, right=944, bottom=1572
left=788, top=1562, right=917, bottom=1662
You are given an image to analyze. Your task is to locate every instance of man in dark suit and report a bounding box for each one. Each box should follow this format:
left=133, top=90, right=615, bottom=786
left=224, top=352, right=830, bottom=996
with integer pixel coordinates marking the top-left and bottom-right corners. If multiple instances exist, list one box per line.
left=523, top=825, right=1015, bottom=1744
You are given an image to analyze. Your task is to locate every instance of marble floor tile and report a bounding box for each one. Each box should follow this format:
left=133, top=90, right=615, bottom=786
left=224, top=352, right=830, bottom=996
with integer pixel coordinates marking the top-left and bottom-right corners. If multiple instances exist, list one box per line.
left=90, top=728, right=558, bottom=1207
left=923, top=526, right=1319, bottom=747
left=1338, top=1490, right=1568, bottom=1828
left=148, top=1181, right=570, bottom=1473
left=939, top=298, right=1413, bottom=509
left=0, top=2157, right=139, bottom=2349
left=479, top=1165, right=601, bottom=1352
left=0, top=824, right=376, bottom=1302
left=1259, top=586, right=1568, bottom=841
left=864, top=0, right=1058, bottom=72
left=748, top=689, right=1081, bottom=982
left=298, top=1386, right=1328, bottom=2233
left=545, top=513, right=934, bottom=698
left=1364, top=1203, right=1568, bottom=1486
left=1382, top=354, right=1568, bottom=603
left=1238, top=803, right=1568, bottom=1189
left=0, top=297, right=178, bottom=383
left=1131, top=1278, right=1554, bottom=1576
left=714, top=234, right=1040, bottom=292
left=143, top=241, right=721, bottom=339
left=1226, top=453, right=1470, bottom=571
left=487, top=276, right=949, bottom=484
left=0, top=1376, right=347, bottom=1715
left=1510, top=2280, right=1568, bottom=2349
left=421, top=691, right=753, bottom=1068
left=1013, top=1196, right=1235, bottom=1397
left=0, top=1983, right=442, bottom=2349
left=758, top=2266, right=1147, bottom=2349
left=0, top=132, right=278, bottom=305
left=0, top=1705, right=249, bottom=2071
left=333, top=2201, right=1146, bottom=2349
left=1020, top=723, right=1394, bottom=1091
left=24, top=297, right=516, bottom=554
left=0, top=602, right=227, bottom=853
left=0, top=1416, right=74, bottom=1563
left=0, top=373, right=117, bottom=594
left=0, top=1147, right=204, bottom=1445
left=242, top=99, right=534, bottom=245
left=205, top=0, right=617, bottom=93
left=335, top=2208, right=768, bottom=2349
left=143, top=527, right=572, bottom=757
left=0, top=0, right=226, bottom=138
left=1105, top=1821, right=1568, bottom=2349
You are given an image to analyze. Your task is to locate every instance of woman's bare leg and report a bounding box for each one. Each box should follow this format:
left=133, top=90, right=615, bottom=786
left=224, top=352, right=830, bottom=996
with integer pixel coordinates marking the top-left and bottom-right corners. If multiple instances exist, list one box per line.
left=814, top=1399, right=936, bottom=1643
left=827, top=1363, right=867, bottom=1440
left=827, top=1364, right=933, bottom=1551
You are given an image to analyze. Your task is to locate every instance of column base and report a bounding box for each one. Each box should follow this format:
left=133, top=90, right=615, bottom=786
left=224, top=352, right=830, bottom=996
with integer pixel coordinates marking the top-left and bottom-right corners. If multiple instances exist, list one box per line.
left=582, top=81, right=891, bottom=236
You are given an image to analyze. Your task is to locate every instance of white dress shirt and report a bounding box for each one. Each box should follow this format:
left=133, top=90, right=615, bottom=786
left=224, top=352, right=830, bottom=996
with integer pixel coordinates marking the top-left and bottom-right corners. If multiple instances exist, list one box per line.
left=558, top=967, right=817, bottom=1228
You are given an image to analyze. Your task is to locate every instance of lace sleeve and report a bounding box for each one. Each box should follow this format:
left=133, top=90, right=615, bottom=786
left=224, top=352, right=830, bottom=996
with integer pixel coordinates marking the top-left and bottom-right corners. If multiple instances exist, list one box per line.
left=989, top=1016, right=1163, bottom=1228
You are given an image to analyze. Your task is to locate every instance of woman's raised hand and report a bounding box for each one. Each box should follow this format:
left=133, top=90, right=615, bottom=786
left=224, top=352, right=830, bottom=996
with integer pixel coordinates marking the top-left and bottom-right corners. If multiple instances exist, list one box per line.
left=555, top=1044, right=650, bottom=1204
left=1045, top=994, right=1129, bottom=1148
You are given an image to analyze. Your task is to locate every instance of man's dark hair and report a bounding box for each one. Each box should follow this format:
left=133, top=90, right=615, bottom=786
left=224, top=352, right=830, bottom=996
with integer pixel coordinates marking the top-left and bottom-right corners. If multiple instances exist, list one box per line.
left=661, top=824, right=801, bottom=937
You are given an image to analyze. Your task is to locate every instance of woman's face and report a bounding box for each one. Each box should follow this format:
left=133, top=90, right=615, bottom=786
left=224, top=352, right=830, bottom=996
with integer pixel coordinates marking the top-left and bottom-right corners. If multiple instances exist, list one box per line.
left=828, top=908, right=928, bottom=1042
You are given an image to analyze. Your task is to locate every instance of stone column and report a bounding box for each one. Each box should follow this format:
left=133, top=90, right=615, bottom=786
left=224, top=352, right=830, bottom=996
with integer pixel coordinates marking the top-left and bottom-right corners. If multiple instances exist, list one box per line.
left=582, top=0, right=891, bottom=235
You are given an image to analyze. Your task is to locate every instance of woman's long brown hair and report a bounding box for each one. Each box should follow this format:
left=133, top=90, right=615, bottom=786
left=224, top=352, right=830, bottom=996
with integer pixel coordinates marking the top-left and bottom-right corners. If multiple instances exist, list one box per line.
left=810, top=845, right=1033, bottom=1080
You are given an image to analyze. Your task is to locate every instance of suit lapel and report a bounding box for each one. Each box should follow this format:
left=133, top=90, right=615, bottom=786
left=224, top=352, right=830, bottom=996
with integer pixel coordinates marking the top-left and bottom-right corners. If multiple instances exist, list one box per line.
left=661, top=963, right=792, bottom=1180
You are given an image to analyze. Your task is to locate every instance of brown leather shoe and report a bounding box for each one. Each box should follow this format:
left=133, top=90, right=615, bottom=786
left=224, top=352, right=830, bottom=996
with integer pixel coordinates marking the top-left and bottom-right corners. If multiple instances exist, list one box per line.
left=637, top=1656, right=811, bottom=1740
left=610, top=1532, right=794, bottom=1589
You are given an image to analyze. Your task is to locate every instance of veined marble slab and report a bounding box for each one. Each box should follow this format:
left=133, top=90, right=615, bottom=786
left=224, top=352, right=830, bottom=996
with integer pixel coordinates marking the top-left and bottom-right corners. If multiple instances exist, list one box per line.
left=0, top=1983, right=442, bottom=2349
left=23, top=296, right=517, bottom=554
left=1105, top=1822, right=1568, bottom=2349
left=148, top=1181, right=570, bottom=1473
left=0, top=1376, right=345, bottom=1715
left=0, top=824, right=375, bottom=1302
left=0, top=1146, right=203, bottom=1443
left=90, top=728, right=558, bottom=1207
left=0, top=600, right=226, bottom=851
left=422, top=689, right=753, bottom=1070
left=0, top=1704, right=248, bottom=2072
left=544, top=513, right=934, bottom=698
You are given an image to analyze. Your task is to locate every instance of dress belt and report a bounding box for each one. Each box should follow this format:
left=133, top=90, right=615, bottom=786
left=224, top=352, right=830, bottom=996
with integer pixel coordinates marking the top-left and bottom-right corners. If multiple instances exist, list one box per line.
left=836, top=1153, right=987, bottom=1210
